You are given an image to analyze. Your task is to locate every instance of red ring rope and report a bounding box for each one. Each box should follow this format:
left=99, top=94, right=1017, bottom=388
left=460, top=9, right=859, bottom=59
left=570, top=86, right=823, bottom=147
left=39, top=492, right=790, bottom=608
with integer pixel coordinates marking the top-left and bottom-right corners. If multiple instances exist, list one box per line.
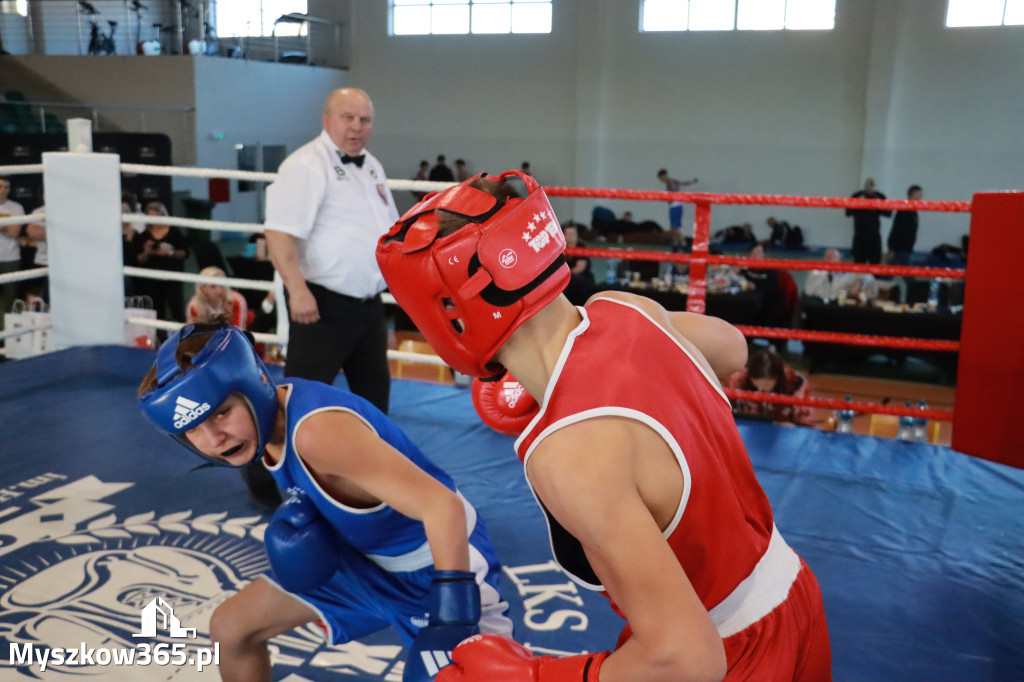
left=551, top=187, right=965, bottom=425
left=543, top=186, right=971, bottom=213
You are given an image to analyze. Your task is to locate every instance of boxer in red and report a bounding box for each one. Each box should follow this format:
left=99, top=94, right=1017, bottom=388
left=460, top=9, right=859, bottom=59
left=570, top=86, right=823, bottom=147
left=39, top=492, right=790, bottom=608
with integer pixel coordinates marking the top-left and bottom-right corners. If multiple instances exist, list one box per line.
left=377, top=171, right=832, bottom=681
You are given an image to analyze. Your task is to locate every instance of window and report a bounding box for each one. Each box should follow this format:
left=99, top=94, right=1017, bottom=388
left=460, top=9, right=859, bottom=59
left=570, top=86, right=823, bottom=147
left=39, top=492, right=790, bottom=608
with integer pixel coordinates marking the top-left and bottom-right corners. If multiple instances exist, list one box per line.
left=946, top=0, right=1024, bottom=27
left=390, top=0, right=553, bottom=36
left=640, top=0, right=835, bottom=32
left=0, top=0, right=29, bottom=16
left=216, top=0, right=309, bottom=38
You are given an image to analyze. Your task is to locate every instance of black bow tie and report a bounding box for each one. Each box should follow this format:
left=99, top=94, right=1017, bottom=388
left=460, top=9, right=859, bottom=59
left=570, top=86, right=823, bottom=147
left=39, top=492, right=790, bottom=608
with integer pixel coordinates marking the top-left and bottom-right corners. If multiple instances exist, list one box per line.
left=339, top=153, right=365, bottom=168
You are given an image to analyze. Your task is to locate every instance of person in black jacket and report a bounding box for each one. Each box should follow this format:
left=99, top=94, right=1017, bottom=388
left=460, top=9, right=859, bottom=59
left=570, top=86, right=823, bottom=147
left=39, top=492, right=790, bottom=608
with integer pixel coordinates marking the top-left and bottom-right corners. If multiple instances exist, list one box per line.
left=845, top=178, right=891, bottom=264
left=887, top=185, right=922, bottom=266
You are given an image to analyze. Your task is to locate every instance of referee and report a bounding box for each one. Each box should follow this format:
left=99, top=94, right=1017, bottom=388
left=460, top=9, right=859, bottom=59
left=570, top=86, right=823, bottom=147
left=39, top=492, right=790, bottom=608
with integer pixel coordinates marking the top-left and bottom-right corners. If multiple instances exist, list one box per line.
left=264, top=87, right=399, bottom=415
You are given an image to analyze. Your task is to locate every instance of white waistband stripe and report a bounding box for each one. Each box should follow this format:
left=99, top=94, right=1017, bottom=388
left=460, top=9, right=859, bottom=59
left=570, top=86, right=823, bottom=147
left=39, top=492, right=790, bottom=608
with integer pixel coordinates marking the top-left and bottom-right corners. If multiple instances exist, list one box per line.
left=708, top=524, right=802, bottom=638
left=365, top=492, right=478, bottom=573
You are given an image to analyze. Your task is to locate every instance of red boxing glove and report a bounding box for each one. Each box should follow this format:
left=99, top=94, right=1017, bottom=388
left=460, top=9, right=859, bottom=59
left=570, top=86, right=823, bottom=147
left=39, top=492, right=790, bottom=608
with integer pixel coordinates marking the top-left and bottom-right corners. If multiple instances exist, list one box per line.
left=471, top=371, right=540, bottom=437
left=437, top=633, right=608, bottom=682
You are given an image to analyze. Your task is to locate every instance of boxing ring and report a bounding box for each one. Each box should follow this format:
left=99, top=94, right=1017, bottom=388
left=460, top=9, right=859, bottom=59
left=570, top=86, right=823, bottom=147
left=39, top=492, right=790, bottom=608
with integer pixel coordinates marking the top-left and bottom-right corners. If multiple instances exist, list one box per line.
left=1, top=134, right=1022, bottom=680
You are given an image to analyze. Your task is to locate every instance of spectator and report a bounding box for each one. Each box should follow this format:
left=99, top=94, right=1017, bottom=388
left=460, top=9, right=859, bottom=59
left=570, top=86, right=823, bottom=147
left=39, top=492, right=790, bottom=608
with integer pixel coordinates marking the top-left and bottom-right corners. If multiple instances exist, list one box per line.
left=740, top=243, right=789, bottom=327
left=562, top=222, right=595, bottom=305
left=520, top=161, right=532, bottom=177
left=656, top=168, right=697, bottom=248
left=186, top=266, right=250, bottom=330
left=412, top=159, right=429, bottom=200
left=132, top=201, right=189, bottom=324
left=455, top=158, right=471, bottom=182
left=716, top=222, right=757, bottom=245
left=887, top=184, right=922, bottom=266
left=263, top=87, right=397, bottom=413
left=845, top=178, right=891, bottom=264
left=20, top=204, right=47, bottom=305
left=804, top=248, right=890, bottom=304
left=121, top=196, right=140, bottom=297
left=766, top=217, right=790, bottom=247
left=725, top=347, right=814, bottom=426
left=0, top=175, right=26, bottom=308
left=706, top=247, right=745, bottom=290
left=429, top=154, right=455, bottom=182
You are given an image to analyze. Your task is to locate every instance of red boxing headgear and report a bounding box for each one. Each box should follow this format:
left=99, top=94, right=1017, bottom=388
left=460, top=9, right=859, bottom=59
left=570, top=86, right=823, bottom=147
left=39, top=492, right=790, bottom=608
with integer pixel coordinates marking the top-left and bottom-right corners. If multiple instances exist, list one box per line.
left=377, top=171, right=569, bottom=378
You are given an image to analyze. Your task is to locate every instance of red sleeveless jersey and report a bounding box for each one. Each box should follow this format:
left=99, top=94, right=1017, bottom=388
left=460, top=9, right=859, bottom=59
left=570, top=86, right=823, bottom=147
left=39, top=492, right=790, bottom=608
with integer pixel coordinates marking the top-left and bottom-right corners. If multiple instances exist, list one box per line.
left=514, top=296, right=774, bottom=611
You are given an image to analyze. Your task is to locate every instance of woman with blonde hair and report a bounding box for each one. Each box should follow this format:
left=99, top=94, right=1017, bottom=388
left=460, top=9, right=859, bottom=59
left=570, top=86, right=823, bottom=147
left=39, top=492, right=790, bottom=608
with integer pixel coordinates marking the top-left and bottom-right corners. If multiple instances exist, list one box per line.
left=186, top=266, right=250, bottom=330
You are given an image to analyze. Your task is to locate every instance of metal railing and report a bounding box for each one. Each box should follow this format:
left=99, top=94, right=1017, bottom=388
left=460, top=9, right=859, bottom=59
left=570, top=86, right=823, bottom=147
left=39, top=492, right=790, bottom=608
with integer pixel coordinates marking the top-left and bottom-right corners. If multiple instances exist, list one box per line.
left=0, top=1, right=348, bottom=67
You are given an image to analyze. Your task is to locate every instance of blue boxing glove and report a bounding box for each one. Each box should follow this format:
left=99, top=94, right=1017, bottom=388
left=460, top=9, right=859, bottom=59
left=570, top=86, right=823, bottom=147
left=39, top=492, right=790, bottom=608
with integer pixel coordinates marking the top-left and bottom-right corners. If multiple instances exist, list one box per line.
left=265, top=490, right=341, bottom=594
left=403, top=571, right=481, bottom=682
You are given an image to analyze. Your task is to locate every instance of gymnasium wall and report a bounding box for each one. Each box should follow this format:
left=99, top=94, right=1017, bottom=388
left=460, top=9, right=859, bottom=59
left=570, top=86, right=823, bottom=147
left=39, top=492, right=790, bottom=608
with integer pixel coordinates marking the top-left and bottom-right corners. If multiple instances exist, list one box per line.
left=347, top=0, right=1023, bottom=249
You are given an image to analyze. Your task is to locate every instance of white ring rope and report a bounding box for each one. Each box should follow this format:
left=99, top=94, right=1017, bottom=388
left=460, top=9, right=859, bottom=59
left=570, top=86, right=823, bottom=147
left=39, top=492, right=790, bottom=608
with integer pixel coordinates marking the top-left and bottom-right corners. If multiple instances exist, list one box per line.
left=123, top=212, right=264, bottom=234
left=0, top=164, right=44, bottom=175
left=0, top=267, right=49, bottom=285
left=124, top=315, right=282, bottom=345
left=123, top=266, right=276, bottom=291
left=119, top=162, right=458, bottom=195
left=120, top=163, right=277, bottom=182
left=0, top=215, right=41, bottom=228
left=0, top=159, right=455, bottom=372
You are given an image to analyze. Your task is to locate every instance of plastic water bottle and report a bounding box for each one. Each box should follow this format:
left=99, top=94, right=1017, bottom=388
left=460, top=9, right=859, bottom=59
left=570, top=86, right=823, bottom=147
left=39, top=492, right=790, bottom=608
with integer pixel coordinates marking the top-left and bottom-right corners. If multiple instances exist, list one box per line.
left=605, top=257, right=618, bottom=285
left=835, top=396, right=855, bottom=434
left=927, top=279, right=940, bottom=309
left=912, top=400, right=929, bottom=442
left=897, top=400, right=916, bottom=440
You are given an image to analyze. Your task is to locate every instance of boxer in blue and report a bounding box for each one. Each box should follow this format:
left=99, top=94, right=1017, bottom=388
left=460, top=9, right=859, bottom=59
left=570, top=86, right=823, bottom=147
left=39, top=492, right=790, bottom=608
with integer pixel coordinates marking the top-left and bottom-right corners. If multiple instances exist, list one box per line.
left=138, top=324, right=512, bottom=682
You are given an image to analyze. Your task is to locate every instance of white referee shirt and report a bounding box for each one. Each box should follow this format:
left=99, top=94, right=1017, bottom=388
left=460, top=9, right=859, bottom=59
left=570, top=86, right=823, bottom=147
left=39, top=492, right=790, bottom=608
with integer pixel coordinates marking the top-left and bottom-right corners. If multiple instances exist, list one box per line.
left=264, top=130, right=399, bottom=299
left=0, top=199, right=25, bottom=263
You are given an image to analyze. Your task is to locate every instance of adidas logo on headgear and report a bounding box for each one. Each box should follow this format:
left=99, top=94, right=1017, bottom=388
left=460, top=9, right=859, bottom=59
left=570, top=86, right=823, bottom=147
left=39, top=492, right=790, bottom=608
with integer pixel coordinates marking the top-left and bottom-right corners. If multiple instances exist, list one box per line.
left=173, top=395, right=211, bottom=429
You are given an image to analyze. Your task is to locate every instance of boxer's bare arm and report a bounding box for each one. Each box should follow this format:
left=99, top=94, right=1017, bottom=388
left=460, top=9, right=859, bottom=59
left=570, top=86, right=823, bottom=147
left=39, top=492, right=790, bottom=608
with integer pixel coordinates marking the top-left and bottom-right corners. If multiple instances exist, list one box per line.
left=528, top=423, right=727, bottom=682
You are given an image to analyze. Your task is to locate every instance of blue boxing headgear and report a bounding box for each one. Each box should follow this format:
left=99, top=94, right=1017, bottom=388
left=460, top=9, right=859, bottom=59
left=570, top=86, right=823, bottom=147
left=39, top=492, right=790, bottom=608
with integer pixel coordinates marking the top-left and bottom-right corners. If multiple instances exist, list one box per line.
left=138, top=325, right=278, bottom=467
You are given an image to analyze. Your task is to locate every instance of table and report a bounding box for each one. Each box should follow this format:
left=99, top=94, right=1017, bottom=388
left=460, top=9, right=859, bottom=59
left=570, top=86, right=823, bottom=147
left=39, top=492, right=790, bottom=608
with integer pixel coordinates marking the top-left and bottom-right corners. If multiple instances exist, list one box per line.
left=800, top=296, right=962, bottom=373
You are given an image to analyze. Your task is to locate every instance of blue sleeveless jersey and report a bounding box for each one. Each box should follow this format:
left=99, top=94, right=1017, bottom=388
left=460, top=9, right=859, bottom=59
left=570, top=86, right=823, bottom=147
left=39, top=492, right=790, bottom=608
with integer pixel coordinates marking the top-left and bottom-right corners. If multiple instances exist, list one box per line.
left=264, top=378, right=458, bottom=567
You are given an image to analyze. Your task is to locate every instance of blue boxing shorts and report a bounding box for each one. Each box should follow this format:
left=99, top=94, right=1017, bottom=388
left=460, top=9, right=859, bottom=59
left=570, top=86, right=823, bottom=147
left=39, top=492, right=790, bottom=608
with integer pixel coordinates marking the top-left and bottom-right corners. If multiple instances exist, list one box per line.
left=261, top=521, right=512, bottom=647
left=669, top=204, right=684, bottom=229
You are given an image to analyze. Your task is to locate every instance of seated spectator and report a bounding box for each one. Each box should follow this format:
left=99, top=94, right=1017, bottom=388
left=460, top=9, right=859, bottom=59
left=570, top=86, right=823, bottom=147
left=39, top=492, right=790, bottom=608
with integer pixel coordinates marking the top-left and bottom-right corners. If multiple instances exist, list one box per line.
left=0, top=174, right=26, bottom=308
left=715, top=223, right=757, bottom=245
left=21, top=204, right=47, bottom=305
left=562, top=222, right=595, bottom=306
left=593, top=209, right=648, bottom=241
left=740, top=243, right=788, bottom=327
left=186, top=266, right=250, bottom=330
left=250, top=289, right=279, bottom=335
left=132, top=201, right=189, bottom=324
left=725, top=347, right=814, bottom=426
left=804, top=248, right=857, bottom=300
left=412, top=160, right=429, bottom=200
left=707, top=259, right=745, bottom=290
left=766, top=217, right=805, bottom=249
left=804, top=248, right=893, bottom=304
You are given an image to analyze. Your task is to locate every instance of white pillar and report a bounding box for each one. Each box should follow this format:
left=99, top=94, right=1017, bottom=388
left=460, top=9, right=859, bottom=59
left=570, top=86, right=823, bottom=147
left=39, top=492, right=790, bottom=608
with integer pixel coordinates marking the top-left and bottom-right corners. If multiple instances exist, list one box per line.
left=66, top=118, right=94, bottom=154
left=43, top=151, right=125, bottom=348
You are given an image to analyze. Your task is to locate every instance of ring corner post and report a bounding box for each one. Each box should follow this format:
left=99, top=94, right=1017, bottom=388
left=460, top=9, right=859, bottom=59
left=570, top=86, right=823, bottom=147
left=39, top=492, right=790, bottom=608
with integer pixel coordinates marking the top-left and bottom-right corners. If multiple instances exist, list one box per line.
left=952, top=191, right=1024, bottom=468
left=43, top=149, right=125, bottom=349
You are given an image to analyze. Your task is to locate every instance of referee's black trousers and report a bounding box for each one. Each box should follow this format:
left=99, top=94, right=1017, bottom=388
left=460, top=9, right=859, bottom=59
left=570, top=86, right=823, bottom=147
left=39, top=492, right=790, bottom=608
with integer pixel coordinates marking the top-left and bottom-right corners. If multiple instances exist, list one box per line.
left=284, top=282, right=391, bottom=415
